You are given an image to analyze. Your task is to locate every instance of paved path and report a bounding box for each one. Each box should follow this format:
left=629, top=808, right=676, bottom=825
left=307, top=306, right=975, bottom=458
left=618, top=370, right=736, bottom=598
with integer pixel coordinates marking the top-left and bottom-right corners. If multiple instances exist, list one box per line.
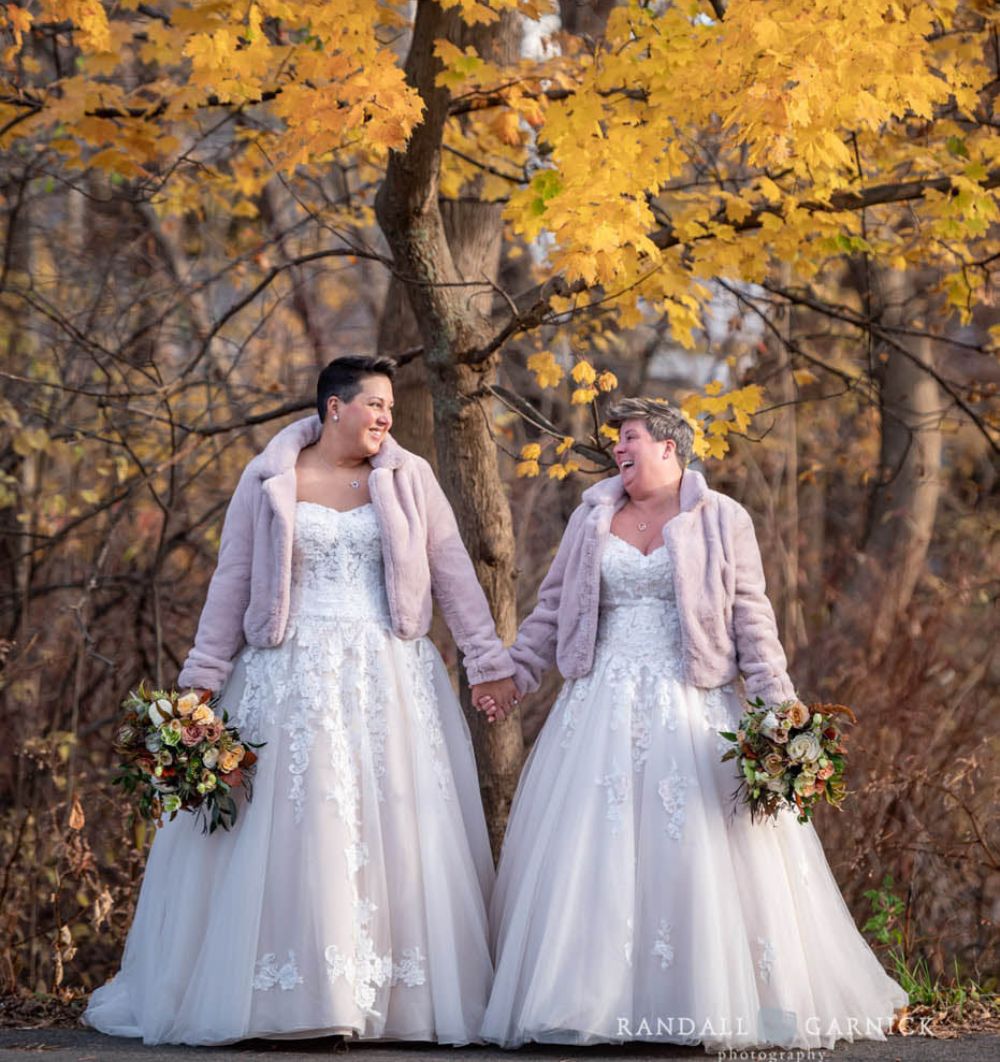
left=2, top=1029, right=999, bottom=1062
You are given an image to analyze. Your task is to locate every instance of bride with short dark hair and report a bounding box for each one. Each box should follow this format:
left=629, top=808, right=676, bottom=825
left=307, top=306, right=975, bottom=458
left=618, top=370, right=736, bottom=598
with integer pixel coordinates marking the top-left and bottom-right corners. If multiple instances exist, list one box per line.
left=86, top=355, right=517, bottom=1045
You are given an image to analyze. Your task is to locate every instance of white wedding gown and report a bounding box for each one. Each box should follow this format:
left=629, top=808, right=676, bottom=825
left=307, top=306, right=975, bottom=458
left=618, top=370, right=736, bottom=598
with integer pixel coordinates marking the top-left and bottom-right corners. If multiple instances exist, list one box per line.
left=85, top=501, right=495, bottom=1045
left=482, top=535, right=906, bottom=1051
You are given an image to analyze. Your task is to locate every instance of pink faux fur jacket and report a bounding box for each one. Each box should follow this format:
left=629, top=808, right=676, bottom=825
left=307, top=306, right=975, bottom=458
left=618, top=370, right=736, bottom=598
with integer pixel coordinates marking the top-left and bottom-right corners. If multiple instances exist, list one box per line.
left=178, top=416, right=514, bottom=692
left=510, top=469, right=797, bottom=706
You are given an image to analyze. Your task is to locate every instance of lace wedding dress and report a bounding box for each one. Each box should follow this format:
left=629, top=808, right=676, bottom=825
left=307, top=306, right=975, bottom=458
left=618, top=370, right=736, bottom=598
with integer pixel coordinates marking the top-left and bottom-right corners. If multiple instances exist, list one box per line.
left=85, top=502, right=494, bottom=1045
left=481, top=535, right=906, bottom=1051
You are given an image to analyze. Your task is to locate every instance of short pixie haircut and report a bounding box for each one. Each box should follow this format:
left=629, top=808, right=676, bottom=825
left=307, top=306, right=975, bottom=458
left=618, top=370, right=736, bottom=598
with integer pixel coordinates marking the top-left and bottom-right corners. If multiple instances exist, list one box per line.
left=317, top=355, right=396, bottom=421
left=605, top=396, right=695, bottom=467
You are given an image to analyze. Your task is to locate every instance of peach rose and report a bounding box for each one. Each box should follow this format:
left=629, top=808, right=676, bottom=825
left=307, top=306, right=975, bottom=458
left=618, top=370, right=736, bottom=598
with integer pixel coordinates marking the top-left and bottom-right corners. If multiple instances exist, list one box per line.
left=786, top=701, right=810, bottom=728
left=176, top=691, right=200, bottom=717
left=191, top=704, right=215, bottom=726
left=218, top=749, right=240, bottom=774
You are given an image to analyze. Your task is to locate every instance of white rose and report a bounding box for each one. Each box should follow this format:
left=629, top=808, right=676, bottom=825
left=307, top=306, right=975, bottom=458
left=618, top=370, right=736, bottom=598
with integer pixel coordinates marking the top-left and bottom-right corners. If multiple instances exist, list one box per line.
left=202, top=747, right=219, bottom=769
left=766, top=777, right=787, bottom=793
left=788, top=732, right=822, bottom=763
left=147, top=698, right=174, bottom=727
left=760, top=711, right=783, bottom=741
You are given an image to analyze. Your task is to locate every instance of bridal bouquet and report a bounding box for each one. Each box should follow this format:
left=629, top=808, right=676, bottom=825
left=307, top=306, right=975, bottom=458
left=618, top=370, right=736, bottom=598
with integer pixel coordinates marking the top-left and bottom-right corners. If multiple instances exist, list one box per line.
left=112, top=683, right=259, bottom=833
left=719, top=699, right=854, bottom=823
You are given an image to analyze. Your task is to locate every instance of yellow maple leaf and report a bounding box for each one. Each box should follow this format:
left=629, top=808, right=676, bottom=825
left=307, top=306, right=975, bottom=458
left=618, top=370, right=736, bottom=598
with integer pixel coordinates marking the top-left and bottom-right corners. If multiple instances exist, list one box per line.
left=597, top=371, right=618, bottom=392
left=556, top=435, right=574, bottom=455
left=4, top=4, right=32, bottom=50
left=571, top=360, right=597, bottom=385
left=734, top=384, right=764, bottom=412
left=433, top=40, right=485, bottom=88
left=571, top=386, right=598, bottom=405
left=705, top=435, right=729, bottom=460
left=88, top=147, right=146, bottom=178
left=793, top=368, right=818, bottom=387
left=732, top=407, right=752, bottom=433
left=527, top=351, right=564, bottom=389
left=439, top=0, right=501, bottom=26
left=520, top=442, right=542, bottom=460
left=599, top=424, right=620, bottom=443
left=516, top=459, right=540, bottom=478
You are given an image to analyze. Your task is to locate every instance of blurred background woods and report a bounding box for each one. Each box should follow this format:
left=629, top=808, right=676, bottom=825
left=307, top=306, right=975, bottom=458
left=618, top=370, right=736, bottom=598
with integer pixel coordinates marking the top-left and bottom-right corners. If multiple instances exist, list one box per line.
left=1, top=0, right=998, bottom=1008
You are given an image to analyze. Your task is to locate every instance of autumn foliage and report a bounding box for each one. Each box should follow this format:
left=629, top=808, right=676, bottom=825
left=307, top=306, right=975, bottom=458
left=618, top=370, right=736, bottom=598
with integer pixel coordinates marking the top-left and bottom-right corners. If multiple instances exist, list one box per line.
left=0, top=0, right=997, bottom=1007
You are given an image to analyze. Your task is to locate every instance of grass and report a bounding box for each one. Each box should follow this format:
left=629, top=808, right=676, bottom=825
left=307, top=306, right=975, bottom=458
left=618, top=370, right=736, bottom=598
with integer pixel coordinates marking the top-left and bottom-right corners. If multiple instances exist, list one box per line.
left=864, top=874, right=1000, bottom=1035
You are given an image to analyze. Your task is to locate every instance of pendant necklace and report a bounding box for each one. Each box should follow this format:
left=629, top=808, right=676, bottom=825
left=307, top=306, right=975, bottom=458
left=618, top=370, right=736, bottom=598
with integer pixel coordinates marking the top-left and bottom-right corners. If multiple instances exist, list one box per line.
left=317, top=449, right=362, bottom=489
left=629, top=503, right=649, bottom=532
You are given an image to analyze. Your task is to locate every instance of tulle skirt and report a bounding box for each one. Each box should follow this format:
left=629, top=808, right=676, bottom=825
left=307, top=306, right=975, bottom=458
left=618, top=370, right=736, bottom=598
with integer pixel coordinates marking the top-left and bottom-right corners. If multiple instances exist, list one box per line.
left=481, top=656, right=907, bottom=1050
left=85, top=621, right=494, bottom=1045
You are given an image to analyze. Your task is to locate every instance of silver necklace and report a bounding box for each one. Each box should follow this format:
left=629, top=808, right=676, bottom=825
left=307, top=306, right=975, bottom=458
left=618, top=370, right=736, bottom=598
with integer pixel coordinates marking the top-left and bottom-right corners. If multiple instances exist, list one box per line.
left=316, top=450, right=363, bottom=489
left=629, top=490, right=680, bottom=533
left=626, top=503, right=650, bottom=532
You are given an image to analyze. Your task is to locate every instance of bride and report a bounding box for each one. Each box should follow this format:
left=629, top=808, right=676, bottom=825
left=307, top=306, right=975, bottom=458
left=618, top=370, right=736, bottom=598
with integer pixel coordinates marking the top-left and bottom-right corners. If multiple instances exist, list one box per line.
left=477, top=396, right=906, bottom=1051
left=85, top=355, right=518, bottom=1045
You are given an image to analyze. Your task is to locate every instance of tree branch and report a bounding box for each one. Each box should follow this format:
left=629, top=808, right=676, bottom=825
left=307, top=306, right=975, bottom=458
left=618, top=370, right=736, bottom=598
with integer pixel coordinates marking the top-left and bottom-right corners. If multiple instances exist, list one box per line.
left=650, top=170, right=1000, bottom=250
left=459, top=167, right=1000, bottom=368
left=760, top=280, right=999, bottom=454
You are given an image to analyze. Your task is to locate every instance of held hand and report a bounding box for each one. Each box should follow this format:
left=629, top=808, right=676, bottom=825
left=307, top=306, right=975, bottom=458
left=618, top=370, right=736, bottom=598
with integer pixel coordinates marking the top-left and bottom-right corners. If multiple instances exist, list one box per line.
left=471, top=678, right=520, bottom=724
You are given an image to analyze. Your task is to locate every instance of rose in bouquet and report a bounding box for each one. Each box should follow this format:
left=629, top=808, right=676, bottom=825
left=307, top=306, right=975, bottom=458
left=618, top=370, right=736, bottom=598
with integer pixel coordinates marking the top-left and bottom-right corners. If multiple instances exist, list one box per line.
left=112, top=683, right=261, bottom=833
left=719, top=698, right=855, bottom=823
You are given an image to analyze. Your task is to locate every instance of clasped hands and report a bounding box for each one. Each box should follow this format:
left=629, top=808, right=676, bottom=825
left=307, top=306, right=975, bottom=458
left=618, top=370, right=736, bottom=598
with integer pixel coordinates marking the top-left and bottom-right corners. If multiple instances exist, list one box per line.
left=470, top=678, right=520, bottom=724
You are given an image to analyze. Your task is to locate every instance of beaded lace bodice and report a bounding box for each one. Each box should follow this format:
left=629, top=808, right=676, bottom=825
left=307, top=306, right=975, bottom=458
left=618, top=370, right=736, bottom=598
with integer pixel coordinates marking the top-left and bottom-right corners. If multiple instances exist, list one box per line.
left=286, top=502, right=390, bottom=628
left=595, top=535, right=681, bottom=670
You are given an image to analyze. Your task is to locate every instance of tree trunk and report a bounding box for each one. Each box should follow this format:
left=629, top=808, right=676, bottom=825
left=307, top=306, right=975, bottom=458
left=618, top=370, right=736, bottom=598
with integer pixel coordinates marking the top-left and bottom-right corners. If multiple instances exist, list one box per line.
left=558, top=0, right=617, bottom=36
left=376, top=279, right=435, bottom=462
left=262, top=181, right=335, bottom=368
left=775, top=280, right=806, bottom=664
left=837, top=269, right=943, bottom=658
left=375, top=0, right=523, bottom=853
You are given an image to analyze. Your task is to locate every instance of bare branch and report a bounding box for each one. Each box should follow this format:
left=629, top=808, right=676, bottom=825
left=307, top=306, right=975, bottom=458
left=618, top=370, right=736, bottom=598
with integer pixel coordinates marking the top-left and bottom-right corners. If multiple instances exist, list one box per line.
left=759, top=280, right=1000, bottom=454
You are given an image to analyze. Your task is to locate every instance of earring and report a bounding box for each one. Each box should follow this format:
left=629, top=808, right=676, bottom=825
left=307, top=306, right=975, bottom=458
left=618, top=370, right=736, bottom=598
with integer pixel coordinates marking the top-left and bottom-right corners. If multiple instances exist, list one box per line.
left=332, top=415, right=339, bottom=422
